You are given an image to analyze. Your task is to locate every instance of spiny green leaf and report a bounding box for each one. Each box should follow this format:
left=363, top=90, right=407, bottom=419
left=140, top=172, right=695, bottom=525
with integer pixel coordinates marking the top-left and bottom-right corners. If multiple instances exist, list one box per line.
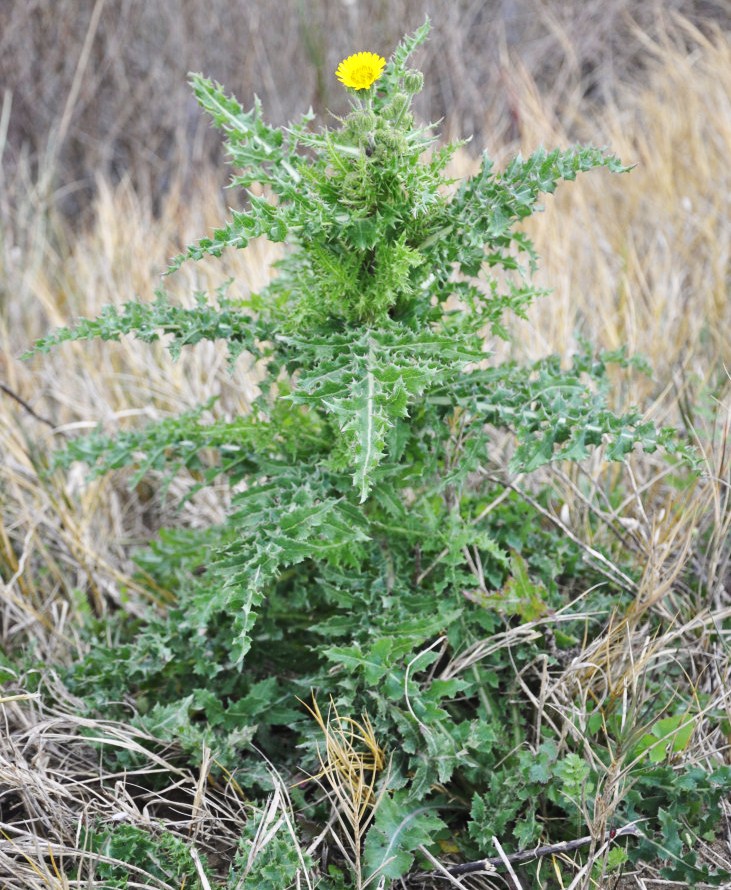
left=286, top=326, right=484, bottom=499
left=23, top=289, right=270, bottom=364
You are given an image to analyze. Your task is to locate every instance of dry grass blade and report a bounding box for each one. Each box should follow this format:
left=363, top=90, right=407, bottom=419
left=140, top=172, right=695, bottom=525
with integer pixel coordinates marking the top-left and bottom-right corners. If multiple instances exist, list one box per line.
left=492, top=835, right=525, bottom=890
left=300, top=695, right=386, bottom=889
left=302, top=696, right=385, bottom=817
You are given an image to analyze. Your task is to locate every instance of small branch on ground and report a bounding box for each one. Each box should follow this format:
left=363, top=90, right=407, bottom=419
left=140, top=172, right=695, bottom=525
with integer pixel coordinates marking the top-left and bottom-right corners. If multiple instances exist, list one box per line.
left=1, top=382, right=55, bottom=429
left=427, top=824, right=642, bottom=879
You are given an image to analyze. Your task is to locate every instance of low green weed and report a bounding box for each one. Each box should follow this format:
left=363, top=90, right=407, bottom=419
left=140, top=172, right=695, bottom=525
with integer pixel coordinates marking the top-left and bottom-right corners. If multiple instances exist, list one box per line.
left=27, top=19, right=730, bottom=888
left=83, top=822, right=209, bottom=889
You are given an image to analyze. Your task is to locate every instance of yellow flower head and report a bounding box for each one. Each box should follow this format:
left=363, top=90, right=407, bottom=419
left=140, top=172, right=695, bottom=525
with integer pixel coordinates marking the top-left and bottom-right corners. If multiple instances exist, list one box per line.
left=335, top=52, right=386, bottom=91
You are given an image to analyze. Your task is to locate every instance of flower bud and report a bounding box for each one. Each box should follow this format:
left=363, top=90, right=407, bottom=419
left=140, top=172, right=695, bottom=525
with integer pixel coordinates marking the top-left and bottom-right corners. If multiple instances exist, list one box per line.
left=404, top=69, right=424, bottom=94
left=378, top=129, right=408, bottom=154
left=348, top=109, right=377, bottom=136
left=386, top=93, right=410, bottom=124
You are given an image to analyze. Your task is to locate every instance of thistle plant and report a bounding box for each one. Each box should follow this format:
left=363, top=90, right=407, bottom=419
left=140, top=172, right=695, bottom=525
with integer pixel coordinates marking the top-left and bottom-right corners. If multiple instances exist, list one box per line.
left=28, top=19, right=725, bottom=888
left=32, top=19, right=670, bottom=655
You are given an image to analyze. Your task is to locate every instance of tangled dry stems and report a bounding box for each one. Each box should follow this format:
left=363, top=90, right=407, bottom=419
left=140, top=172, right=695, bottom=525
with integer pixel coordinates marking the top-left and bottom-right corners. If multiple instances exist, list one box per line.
left=0, top=678, right=251, bottom=888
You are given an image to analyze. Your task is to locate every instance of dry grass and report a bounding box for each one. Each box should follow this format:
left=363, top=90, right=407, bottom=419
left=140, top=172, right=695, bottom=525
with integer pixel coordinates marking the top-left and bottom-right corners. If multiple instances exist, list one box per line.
left=513, top=18, right=731, bottom=391
left=2, top=0, right=729, bottom=217
left=301, top=696, right=387, bottom=889
left=1, top=7, right=730, bottom=888
left=0, top=675, right=253, bottom=889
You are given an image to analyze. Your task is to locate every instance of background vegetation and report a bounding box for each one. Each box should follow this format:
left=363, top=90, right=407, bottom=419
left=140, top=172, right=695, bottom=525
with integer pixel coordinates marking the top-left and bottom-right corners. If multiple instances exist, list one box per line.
left=1, top=2, right=730, bottom=888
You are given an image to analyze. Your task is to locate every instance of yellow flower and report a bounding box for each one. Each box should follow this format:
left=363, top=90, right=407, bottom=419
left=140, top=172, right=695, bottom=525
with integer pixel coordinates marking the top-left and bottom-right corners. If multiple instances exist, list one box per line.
left=335, top=52, right=386, bottom=91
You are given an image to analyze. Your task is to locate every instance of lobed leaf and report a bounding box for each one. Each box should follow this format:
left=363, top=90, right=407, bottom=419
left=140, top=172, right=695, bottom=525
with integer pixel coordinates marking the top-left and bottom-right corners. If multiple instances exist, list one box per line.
left=364, top=792, right=446, bottom=882
left=286, top=325, right=484, bottom=500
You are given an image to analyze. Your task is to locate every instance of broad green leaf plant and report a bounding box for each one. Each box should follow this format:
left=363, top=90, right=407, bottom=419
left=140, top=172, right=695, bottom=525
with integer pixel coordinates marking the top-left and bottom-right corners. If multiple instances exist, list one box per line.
left=30, top=19, right=727, bottom=889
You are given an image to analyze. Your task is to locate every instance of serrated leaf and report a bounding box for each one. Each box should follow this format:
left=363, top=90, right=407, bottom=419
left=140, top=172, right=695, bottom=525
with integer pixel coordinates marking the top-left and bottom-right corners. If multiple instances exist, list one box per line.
left=23, top=289, right=269, bottom=366
left=287, top=326, right=483, bottom=500
left=201, top=472, right=371, bottom=663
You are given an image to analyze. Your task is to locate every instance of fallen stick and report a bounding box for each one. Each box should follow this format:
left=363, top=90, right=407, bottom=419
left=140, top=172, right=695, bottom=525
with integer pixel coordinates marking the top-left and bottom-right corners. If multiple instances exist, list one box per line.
left=0, top=382, right=55, bottom=429
left=438, top=824, right=642, bottom=878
